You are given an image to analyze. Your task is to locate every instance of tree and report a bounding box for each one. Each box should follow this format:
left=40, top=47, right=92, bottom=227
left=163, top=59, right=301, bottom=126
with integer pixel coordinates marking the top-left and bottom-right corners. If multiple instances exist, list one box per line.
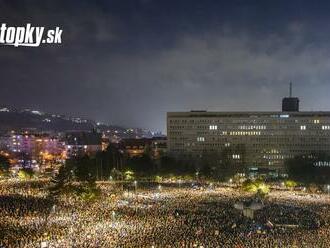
left=285, top=153, right=330, bottom=184
left=211, top=147, right=248, bottom=182
left=73, top=156, right=96, bottom=183
left=50, top=156, right=100, bottom=199
left=284, top=180, right=298, bottom=189
left=74, top=181, right=101, bottom=202
left=197, top=152, right=219, bottom=179
left=159, top=156, right=195, bottom=176
left=124, top=170, right=134, bottom=181
left=49, top=158, right=75, bottom=196
left=125, top=154, right=156, bottom=176
left=199, top=163, right=213, bottom=179
left=110, top=168, right=122, bottom=180
left=159, top=156, right=179, bottom=174
left=106, top=144, right=123, bottom=171
left=0, top=155, right=10, bottom=176
left=18, top=152, right=32, bottom=168
left=18, top=168, right=35, bottom=180
left=242, top=179, right=270, bottom=196
left=94, top=149, right=119, bottom=180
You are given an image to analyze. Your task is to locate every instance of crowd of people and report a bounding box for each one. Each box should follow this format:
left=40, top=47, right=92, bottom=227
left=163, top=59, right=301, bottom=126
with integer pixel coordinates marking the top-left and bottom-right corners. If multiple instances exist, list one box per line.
left=1, top=180, right=330, bottom=247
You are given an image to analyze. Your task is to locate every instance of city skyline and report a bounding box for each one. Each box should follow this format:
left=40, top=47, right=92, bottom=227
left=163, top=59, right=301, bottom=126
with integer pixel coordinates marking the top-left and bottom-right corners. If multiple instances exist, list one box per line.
left=2, top=2, right=330, bottom=246
left=2, top=0, right=330, bottom=132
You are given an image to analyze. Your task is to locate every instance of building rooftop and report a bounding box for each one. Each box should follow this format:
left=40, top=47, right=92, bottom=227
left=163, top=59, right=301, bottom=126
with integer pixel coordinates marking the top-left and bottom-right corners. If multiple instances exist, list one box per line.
left=168, top=111, right=330, bottom=118
left=65, top=132, right=102, bottom=145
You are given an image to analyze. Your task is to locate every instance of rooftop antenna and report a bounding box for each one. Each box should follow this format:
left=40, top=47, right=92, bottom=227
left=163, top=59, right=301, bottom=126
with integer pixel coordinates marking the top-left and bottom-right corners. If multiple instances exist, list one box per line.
left=289, top=82, right=292, bottom=97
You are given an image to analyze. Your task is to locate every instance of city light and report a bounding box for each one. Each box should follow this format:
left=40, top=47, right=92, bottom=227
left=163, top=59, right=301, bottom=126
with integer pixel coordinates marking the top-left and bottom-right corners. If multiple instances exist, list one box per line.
left=1, top=1, right=330, bottom=247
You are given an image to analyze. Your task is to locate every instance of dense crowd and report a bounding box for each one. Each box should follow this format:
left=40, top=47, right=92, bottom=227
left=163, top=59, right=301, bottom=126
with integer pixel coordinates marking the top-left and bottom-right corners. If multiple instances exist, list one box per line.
left=1, top=180, right=330, bottom=247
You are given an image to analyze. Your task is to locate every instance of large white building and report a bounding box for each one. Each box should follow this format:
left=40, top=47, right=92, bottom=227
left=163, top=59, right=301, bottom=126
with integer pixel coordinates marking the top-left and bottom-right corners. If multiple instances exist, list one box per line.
left=167, top=97, right=330, bottom=169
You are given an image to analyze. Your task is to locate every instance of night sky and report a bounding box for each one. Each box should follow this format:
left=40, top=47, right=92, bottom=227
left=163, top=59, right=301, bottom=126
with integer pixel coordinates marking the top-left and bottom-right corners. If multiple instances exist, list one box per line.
left=1, top=0, right=330, bottom=132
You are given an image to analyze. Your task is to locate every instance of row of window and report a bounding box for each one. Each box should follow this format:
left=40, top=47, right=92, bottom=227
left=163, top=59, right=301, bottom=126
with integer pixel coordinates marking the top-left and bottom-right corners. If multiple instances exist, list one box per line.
left=209, top=125, right=218, bottom=130
left=170, top=118, right=326, bottom=124
left=238, top=125, right=266, bottom=130
left=170, top=125, right=330, bottom=131
left=263, top=155, right=285, bottom=159
left=232, top=154, right=240, bottom=159
left=194, top=134, right=330, bottom=142
left=229, top=131, right=261, bottom=136
left=314, top=161, right=330, bottom=167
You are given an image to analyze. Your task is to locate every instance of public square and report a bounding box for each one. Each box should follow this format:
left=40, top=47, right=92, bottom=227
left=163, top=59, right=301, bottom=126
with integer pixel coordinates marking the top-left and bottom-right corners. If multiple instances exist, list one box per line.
left=1, top=180, right=330, bottom=247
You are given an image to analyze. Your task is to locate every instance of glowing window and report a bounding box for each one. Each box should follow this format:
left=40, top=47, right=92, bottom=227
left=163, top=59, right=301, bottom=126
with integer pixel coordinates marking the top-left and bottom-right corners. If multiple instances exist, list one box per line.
left=232, top=154, right=240, bottom=159
left=209, top=125, right=218, bottom=130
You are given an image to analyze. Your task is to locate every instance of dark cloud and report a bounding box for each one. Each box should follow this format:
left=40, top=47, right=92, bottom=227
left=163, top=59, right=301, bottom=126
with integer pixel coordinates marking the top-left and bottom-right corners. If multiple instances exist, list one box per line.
left=1, top=0, right=330, bottom=132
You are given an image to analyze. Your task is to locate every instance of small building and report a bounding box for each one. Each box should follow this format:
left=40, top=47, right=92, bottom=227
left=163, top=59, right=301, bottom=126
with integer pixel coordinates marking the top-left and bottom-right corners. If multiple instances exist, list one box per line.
left=119, top=137, right=167, bottom=159
left=65, top=131, right=102, bottom=158
left=119, top=138, right=150, bottom=158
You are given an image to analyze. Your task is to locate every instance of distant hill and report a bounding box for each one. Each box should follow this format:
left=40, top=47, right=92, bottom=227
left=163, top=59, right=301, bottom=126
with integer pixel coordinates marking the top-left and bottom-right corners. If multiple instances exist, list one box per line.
left=0, top=107, right=95, bottom=132
left=0, top=107, right=157, bottom=139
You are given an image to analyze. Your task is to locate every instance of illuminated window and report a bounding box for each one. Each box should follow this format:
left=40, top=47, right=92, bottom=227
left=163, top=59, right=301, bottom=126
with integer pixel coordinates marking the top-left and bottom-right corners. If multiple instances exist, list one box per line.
left=300, top=125, right=306, bottom=130
left=239, top=125, right=266, bottom=130
left=313, top=120, right=320, bottom=124
left=209, top=125, right=218, bottom=130
left=197, top=137, right=205, bottom=142
left=232, top=154, right=240, bottom=159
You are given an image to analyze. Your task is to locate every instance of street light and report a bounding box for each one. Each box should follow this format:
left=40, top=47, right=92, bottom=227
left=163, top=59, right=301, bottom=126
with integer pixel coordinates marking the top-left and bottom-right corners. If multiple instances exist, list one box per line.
left=134, top=180, right=137, bottom=193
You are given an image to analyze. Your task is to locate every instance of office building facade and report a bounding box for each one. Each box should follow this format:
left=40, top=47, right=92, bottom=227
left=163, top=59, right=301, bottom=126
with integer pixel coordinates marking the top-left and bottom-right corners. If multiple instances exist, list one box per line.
left=167, top=110, right=330, bottom=169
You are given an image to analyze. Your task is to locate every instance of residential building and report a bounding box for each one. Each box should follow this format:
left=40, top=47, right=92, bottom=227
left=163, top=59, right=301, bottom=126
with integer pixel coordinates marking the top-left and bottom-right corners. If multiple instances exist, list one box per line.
left=119, top=137, right=167, bottom=159
left=65, top=131, right=102, bottom=158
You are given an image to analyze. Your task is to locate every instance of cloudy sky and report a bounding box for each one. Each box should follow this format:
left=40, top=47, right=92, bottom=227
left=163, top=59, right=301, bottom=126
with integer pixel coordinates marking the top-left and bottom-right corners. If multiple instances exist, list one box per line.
left=1, top=0, right=330, bottom=132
